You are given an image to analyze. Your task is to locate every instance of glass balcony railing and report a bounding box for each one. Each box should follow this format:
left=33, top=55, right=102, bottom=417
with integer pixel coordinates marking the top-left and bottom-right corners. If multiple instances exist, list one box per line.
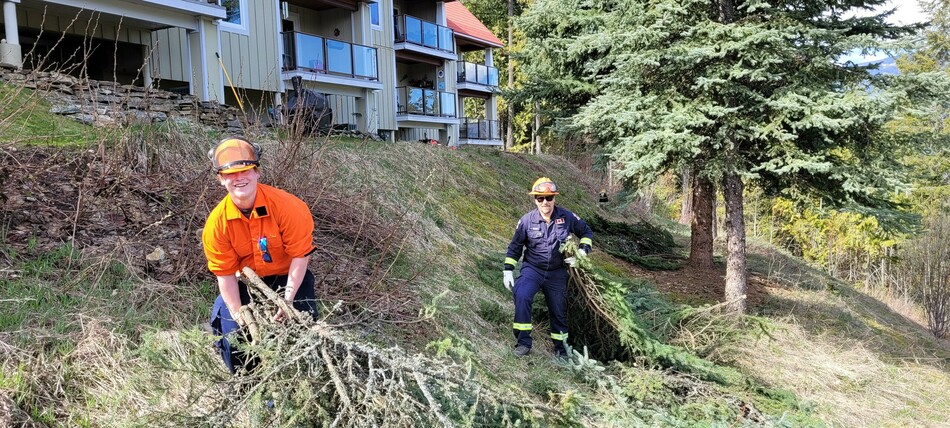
left=460, top=118, right=501, bottom=140
left=281, top=31, right=378, bottom=80
left=396, top=86, right=457, bottom=117
left=394, top=15, right=455, bottom=53
left=457, top=61, right=499, bottom=87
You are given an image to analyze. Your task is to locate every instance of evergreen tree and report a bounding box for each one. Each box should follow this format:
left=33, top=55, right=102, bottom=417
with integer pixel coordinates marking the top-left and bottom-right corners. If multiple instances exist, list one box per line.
left=520, top=0, right=929, bottom=313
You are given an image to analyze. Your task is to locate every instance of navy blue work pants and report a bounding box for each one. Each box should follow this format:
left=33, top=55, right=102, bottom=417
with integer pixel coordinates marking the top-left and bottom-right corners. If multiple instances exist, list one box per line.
left=512, top=264, right=569, bottom=353
left=210, top=269, right=318, bottom=374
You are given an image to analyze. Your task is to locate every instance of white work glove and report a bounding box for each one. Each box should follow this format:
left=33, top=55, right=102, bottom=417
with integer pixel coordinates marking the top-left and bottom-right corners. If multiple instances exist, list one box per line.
left=565, top=249, right=587, bottom=268
left=503, top=270, right=514, bottom=292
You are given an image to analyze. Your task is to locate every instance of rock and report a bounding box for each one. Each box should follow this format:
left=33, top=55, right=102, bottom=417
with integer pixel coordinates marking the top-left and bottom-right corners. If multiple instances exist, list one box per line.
left=125, top=99, right=146, bottom=109
left=146, top=246, right=166, bottom=263
left=50, top=105, right=82, bottom=115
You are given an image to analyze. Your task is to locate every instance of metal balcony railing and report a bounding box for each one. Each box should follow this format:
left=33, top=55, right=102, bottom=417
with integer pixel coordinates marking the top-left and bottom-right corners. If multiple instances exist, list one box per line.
left=460, top=118, right=501, bottom=140
left=457, top=61, right=499, bottom=87
left=396, top=86, right=457, bottom=117
left=394, top=15, right=455, bottom=53
left=282, top=31, right=378, bottom=80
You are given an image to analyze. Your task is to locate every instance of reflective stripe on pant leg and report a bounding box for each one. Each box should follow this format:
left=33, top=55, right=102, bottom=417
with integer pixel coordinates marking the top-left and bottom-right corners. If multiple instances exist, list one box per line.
left=513, top=265, right=542, bottom=349
left=541, top=268, right=570, bottom=353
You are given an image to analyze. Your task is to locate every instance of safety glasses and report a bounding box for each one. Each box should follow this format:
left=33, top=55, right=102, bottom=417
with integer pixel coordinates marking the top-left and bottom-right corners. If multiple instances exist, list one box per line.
left=534, top=195, right=555, bottom=202
left=532, top=181, right=557, bottom=194
left=259, top=237, right=273, bottom=263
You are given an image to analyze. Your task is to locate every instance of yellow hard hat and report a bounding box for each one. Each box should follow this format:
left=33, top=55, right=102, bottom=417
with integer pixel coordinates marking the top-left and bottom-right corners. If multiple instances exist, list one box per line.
left=528, top=177, right=559, bottom=196
left=209, top=137, right=261, bottom=174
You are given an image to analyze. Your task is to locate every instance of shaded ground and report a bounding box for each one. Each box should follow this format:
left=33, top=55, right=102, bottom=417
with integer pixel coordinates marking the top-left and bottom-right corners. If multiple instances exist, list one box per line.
left=633, top=264, right=773, bottom=308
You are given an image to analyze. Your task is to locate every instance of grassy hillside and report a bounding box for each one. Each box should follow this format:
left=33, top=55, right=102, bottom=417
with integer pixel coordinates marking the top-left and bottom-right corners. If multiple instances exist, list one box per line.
left=1, top=100, right=949, bottom=426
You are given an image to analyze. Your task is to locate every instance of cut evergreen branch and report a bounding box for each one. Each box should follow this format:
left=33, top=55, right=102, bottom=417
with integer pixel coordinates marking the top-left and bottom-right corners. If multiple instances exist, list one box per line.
left=159, top=266, right=550, bottom=426
left=562, top=238, right=741, bottom=384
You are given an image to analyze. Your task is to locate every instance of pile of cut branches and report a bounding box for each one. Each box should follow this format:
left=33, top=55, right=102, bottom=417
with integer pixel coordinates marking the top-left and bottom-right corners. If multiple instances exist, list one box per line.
left=178, top=267, right=544, bottom=427
left=585, top=215, right=680, bottom=270
left=563, top=240, right=740, bottom=384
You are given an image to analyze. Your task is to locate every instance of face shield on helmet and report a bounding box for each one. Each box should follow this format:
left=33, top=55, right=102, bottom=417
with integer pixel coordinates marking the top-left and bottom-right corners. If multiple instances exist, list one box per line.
left=528, top=177, right=559, bottom=196
left=209, top=137, right=261, bottom=174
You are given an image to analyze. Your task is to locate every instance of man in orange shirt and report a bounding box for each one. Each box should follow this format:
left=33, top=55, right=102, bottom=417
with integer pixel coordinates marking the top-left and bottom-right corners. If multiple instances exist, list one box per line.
left=203, top=136, right=318, bottom=373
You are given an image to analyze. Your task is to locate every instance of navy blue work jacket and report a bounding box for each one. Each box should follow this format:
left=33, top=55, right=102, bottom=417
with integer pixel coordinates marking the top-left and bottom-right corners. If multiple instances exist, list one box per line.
left=505, top=206, right=593, bottom=271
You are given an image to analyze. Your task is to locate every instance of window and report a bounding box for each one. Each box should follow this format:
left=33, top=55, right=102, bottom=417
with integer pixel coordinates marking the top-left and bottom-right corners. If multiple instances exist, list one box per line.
left=369, top=2, right=381, bottom=28
left=222, top=0, right=241, bottom=25
left=220, top=0, right=249, bottom=34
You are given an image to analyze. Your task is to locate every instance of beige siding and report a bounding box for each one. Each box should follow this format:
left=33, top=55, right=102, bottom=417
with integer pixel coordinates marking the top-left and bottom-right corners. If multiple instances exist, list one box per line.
left=149, top=28, right=189, bottom=82
left=327, top=94, right=358, bottom=127
left=220, top=0, right=280, bottom=92
left=16, top=7, right=151, bottom=45
left=374, top=0, right=397, bottom=130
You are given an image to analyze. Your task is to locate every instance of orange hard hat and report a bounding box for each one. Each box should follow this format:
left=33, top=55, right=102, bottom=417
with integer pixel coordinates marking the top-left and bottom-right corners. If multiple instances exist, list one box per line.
left=528, top=177, right=559, bottom=196
left=209, top=137, right=261, bottom=174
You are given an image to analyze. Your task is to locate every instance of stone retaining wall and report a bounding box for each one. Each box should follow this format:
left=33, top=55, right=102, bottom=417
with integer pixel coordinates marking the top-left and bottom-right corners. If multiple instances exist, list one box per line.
left=0, top=69, right=383, bottom=140
left=0, top=69, right=244, bottom=132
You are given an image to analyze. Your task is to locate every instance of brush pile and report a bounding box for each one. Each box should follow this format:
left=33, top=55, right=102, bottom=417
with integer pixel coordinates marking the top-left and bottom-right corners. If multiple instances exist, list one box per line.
left=563, top=239, right=739, bottom=384
left=585, top=215, right=680, bottom=270
left=188, top=266, right=542, bottom=427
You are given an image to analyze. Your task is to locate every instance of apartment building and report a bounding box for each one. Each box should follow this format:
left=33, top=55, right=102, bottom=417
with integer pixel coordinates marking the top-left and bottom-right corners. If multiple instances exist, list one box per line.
left=0, top=0, right=503, bottom=146
left=0, top=0, right=226, bottom=101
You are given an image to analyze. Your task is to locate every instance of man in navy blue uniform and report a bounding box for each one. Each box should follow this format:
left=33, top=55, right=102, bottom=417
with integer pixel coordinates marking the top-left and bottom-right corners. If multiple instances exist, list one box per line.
left=504, top=177, right=593, bottom=359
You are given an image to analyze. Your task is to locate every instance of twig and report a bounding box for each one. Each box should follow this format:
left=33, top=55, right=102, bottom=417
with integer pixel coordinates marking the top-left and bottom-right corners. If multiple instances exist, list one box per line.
left=321, top=346, right=353, bottom=410
left=413, top=370, right=454, bottom=428
left=241, top=266, right=308, bottom=324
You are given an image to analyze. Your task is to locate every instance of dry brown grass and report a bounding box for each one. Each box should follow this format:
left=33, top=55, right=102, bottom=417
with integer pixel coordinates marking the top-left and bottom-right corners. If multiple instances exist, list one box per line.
left=736, top=286, right=950, bottom=427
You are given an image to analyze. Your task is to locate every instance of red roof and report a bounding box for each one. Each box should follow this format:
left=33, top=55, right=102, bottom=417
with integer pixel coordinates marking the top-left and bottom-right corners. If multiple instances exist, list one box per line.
left=445, top=2, right=504, bottom=48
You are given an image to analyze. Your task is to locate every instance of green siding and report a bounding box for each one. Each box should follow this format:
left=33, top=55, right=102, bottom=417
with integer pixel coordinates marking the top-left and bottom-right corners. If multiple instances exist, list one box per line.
left=220, top=0, right=280, bottom=92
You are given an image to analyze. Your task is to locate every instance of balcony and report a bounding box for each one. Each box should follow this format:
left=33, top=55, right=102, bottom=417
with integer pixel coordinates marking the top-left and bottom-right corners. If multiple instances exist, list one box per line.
left=457, top=61, right=499, bottom=94
left=394, top=15, right=457, bottom=62
left=396, top=86, right=458, bottom=124
left=281, top=31, right=383, bottom=94
left=459, top=118, right=502, bottom=145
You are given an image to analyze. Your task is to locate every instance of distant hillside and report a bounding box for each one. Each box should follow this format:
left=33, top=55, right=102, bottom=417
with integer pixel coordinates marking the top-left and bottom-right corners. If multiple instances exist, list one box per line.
left=862, top=56, right=900, bottom=75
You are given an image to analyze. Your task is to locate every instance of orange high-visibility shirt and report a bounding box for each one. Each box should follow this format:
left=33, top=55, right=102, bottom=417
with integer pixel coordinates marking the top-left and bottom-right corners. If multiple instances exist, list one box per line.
left=202, top=183, right=316, bottom=277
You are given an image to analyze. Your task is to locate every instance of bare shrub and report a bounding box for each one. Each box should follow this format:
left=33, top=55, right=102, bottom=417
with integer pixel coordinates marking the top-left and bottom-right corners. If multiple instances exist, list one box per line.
left=896, top=211, right=950, bottom=338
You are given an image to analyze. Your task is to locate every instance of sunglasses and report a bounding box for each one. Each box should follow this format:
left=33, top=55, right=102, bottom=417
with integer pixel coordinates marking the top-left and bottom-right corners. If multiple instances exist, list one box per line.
left=534, top=195, right=555, bottom=202
left=259, top=237, right=273, bottom=263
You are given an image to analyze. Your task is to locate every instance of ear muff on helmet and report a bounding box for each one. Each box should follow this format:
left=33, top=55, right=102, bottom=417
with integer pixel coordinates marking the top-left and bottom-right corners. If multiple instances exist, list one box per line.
left=209, top=137, right=263, bottom=174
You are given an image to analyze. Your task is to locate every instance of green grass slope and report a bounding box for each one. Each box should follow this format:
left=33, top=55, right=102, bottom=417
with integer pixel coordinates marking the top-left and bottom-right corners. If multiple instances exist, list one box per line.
left=0, top=109, right=947, bottom=426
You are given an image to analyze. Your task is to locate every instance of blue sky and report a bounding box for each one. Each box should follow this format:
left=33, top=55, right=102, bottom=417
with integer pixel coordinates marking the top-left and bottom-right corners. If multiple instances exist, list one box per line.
left=837, top=1, right=929, bottom=65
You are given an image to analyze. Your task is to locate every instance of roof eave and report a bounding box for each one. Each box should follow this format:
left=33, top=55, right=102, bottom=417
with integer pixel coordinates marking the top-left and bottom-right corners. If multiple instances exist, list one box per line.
left=454, top=32, right=504, bottom=49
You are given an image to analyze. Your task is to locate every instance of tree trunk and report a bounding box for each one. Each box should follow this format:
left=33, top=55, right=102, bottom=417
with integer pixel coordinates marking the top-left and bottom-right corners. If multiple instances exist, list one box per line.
left=679, top=167, right=692, bottom=225
left=533, top=102, right=541, bottom=155
left=723, top=172, right=747, bottom=313
left=688, top=174, right=715, bottom=268
left=505, top=0, right=514, bottom=151
left=711, top=191, right=718, bottom=241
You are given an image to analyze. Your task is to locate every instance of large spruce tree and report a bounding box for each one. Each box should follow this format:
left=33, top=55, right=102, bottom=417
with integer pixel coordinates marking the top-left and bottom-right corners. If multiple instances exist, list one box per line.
left=519, top=0, right=923, bottom=312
